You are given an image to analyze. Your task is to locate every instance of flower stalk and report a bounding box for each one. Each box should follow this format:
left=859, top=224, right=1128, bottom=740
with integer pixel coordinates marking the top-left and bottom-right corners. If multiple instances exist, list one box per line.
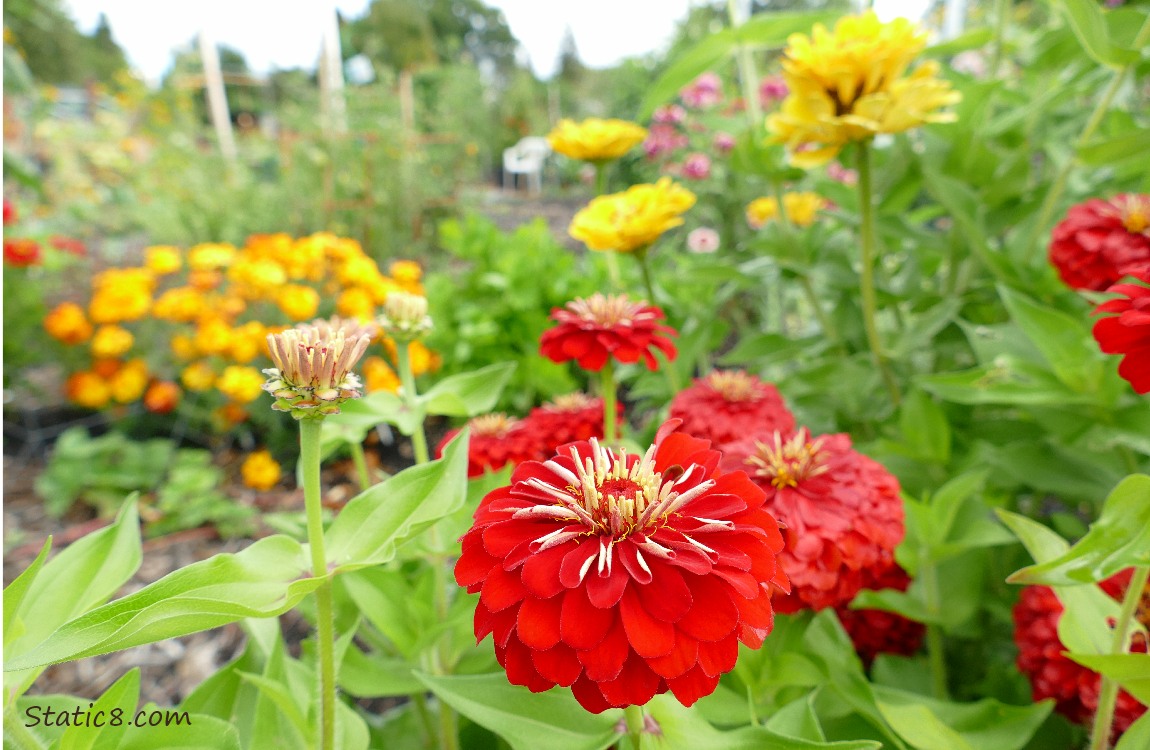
left=300, top=417, right=337, bottom=750
left=919, top=557, right=950, bottom=701
left=350, top=441, right=371, bottom=491
left=855, top=141, right=902, bottom=407
left=624, top=705, right=644, bottom=750
left=600, top=359, right=618, bottom=445
left=1089, top=564, right=1150, bottom=750
left=595, top=162, right=623, bottom=289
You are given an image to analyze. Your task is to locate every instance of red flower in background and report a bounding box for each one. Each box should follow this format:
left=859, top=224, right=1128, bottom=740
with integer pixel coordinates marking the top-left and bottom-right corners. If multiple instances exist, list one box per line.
left=436, top=413, right=538, bottom=478
left=522, top=392, right=619, bottom=460
left=50, top=235, right=87, bottom=257
left=1049, top=194, right=1150, bottom=291
left=669, top=370, right=795, bottom=450
left=723, top=428, right=904, bottom=613
left=4, top=239, right=42, bottom=267
left=1093, top=270, right=1150, bottom=393
left=143, top=380, right=182, bottom=414
left=540, top=294, right=677, bottom=372
left=3, top=199, right=15, bottom=225
left=835, top=564, right=925, bottom=667
left=454, top=420, right=787, bottom=713
left=1014, top=570, right=1147, bottom=738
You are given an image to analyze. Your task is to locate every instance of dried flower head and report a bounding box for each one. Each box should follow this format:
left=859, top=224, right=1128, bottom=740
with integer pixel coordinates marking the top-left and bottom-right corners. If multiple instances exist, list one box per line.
left=262, top=319, right=372, bottom=418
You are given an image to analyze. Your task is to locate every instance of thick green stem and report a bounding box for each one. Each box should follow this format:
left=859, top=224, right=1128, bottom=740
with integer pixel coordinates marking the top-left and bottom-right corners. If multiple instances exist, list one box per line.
left=595, top=162, right=623, bottom=289
left=1089, top=565, right=1150, bottom=750
left=624, top=704, right=645, bottom=750
left=920, top=558, right=950, bottom=700
left=4, top=709, right=45, bottom=750
left=855, top=142, right=902, bottom=407
left=1028, top=17, right=1150, bottom=263
left=395, top=341, right=456, bottom=750
left=635, top=249, right=658, bottom=305
left=350, top=440, right=371, bottom=491
left=601, top=359, right=618, bottom=445
left=301, top=418, right=337, bottom=750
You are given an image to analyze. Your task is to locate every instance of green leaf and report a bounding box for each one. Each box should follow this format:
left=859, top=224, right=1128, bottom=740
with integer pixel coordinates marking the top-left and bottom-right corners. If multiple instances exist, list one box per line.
left=3, top=538, right=52, bottom=645
left=997, top=285, right=1099, bottom=392
left=1052, top=0, right=1141, bottom=67
left=324, top=428, right=470, bottom=573
left=57, top=668, right=139, bottom=750
left=897, top=390, right=950, bottom=464
left=339, top=646, right=423, bottom=698
left=997, top=510, right=1119, bottom=655
left=873, top=686, right=1051, bottom=750
left=420, top=362, right=516, bottom=417
left=1079, top=128, right=1150, bottom=179
left=329, top=390, right=424, bottom=437
left=925, top=28, right=995, bottom=57
left=1066, top=653, right=1150, bottom=704
left=416, top=672, right=620, bottom=750
left=116, top=712, right=241, bottom=750
left=1008, top=474, right=1150, bottom=585
left=763, top=692, right=827, bottom=741
left=1115, top=711, right=1150, bottom=750
left=3, top=535, right=323, bottom=671
left=917, top=358, right=1093, bottom=406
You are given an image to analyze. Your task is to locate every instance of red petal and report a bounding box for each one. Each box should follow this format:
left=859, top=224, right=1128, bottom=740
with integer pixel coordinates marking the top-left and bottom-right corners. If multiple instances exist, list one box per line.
left=570, top=676, right=613, bottom=714
left=645, top=631, right=698, bottom=679
left=667, top=664, right=720, bottom=707
left=517, top=594, right=563, bottom=650
left=597, top=654, right=663, bottom=707
left=530, top=643, right=582, bottom=687
left=483, top=519, right=551, bottom=557
left=680, top=491, right=747, bottom=519
left=520, top=543, right=569, bottom=598
left=636, top=563, right=692, bottom=622
left=479, top=564, right=527, bottom=612
left=677, top=575, right=738, bottom=642
left=455, top=531, right=498, bottom=587
left=560, top=585, right=615, bottom=649
left=620, top=587, right=675, bottom=657
left=586, top=561, right=628, bottom=608
left=697, top=633, right=738, bottom=676
left=617, top=541, right=653, bottom=585
left=500, top=637, right=555, bottom=693
left=577, top=617, right=630, bottom=681
left=713, top=567, right=760, bottom=599
left=559, top=539, right=599, bottom=589
left=734, top=587, right=775, bottom=631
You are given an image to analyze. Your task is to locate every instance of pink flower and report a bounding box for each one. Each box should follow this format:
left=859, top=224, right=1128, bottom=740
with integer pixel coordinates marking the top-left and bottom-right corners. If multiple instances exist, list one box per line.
left=686, top=228, right=720, bottom=254
left=681, top=153, right=712, bottom=180
left=758, top=76, right=788, bottom=106
left=652, top=104, right=686, bottom=125
left=713, top=132, right=736, bottom=153
left=644, top=124, right=689, bottom=160
left=827, top=162, right=858, bottom=186
left=680, top=72, right=723, bottom=109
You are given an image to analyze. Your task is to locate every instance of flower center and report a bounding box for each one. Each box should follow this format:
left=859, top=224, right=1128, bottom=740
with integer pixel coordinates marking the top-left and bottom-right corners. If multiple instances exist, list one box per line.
left=705, top=370, right=760, bottom=402
left=549, top=392, right=597, bottom=411
left=1116, top=195, right=1150, bottom=234
left=470, top=413, right=519, bottom=437
left=745, top=429, right=828, bottom=489
left=568, top=293, right=647, bottom=327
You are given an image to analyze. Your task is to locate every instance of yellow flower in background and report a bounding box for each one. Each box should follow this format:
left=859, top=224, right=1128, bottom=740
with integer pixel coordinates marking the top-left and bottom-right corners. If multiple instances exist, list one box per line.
left=66, top=371, right=111, bottom=409
left=90, top=325, right=135, bottom=358
left=194, top=318, right=234, bottom=356
left=153, top=286, right=205, bottom=322
left=216, top=365, right=265, bottom=403
left=44, top=302, right=93, bottom=344
left=389, top=260, right=423, bottom=285
left=181, top=361, right=216, bottom=392
left=145, top=245, right=182, bottom=275
left=188, top=242, right=237, bottom=271
left=188, top=269, right=223, bottom=291
left=548, top=118, right=648, bottom=163
left=89, top=268, right=154, bottom=323
left=337, top=287, right=376, bottom=321
left=746, top=191, right=828, bottom=229
left=362, top=355, right=401, bottom=393
left=569, top=177, right=697, bottom=253
left=228, top=321, right=267, bottom=364
left=766, top=11, right=960, bottom=167
left=109, top=359, right=149, bottom=403
left=337, top=255, right=383, bottom=289
left=241, top=449, right=281, bottom=490
left=171, top=334, right=198, bottom=360
left=228, top=257, right=288, bottom=300
left=277, top=284, right=321, bottom=321
left=406, top=341, right=441, bottom=376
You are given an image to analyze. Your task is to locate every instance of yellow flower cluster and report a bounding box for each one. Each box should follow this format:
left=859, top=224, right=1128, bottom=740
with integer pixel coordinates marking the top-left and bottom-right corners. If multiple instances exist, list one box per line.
left=548, top=118, right=648, bottom=163
left=569, top=177, right=697, bottom=254
left=45, top=232, right=436, bottom=422
left=241, top=449, right=281, bottom=490
left=767, top=12, right=960, bottom=167
left=746, top=192, right=828, bottom=229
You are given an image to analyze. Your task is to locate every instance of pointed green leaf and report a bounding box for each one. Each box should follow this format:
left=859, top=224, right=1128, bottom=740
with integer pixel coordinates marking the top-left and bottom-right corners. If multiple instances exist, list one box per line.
left=3, top=537, right=52, bottom=646
left=1115, top=711, right=1150, bottom=750
left=1053, top=0, right=1141, bottom=67
left=420, top=362, right=516, bottom=417
left=57, top=668, right=139, bottom=750
left=873, top=686, right=1051, bottom=750
left=1066, top=653, right=1150, bottom=704
left=328, top=390, right=424, bottom=437
left=115, top=712, right=241, bottom=750
left=325, top=429, right=470, bottom=573
left=997, top=285, right=1100, bottom=392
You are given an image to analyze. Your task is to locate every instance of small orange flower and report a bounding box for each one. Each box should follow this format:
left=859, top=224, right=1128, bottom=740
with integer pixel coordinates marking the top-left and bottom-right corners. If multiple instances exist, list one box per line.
left=144, top=381, right=182, bottom=414
left=362, top=355, right=401, bottom=393
left=44, top=302, right=93, bottom=345
left=144, top=245, right=183, bottom=275
left=194, top=318, right=234, bottom=356
left=108, top=359, right=149, bottom=403
left=389, top=260, right=422, bottom=284
left=66, top=372, right=111, bottom=409
left=241, top=449, right=281, bottom=490
left=337, top=287, right=375, bottom=321
left=90, top=325, right=135, bottom=359
left=153, top=287, right=205, bottom=322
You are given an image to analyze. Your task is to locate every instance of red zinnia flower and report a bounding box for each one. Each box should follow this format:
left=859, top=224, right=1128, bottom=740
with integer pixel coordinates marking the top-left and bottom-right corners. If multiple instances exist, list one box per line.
left=1049, top=194, right=1150, bottom=291
left=454, top=420, right=788, bottom=713
left=1093, top=269, right=1150, bottom=393
left=539, top=294, right=677, bottom=372
left=1014, top=569, right=1147, bottom=738
left=835, top=564, right=924, bottom=667
left=722, top=428, right=904, bottom=613
left=50, top=235, right=87, bottom=257
left=669, top=370, right=795, bottom=450
left=3, top=199, right=15, bottom=225
left=522, top=392, right=620, bottom=460
left=4, top=238, right=42, bottom=267
left=436, top=413, right=538, bottom=478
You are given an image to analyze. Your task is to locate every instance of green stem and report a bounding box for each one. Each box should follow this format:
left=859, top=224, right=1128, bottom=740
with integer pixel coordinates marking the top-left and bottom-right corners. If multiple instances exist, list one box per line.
left=920, top=559, right=950, bottom=700
left=4, top=709, right=45, bottom=750
left=601, top=359, right=618, bottom=445
left=623, top=704, right=644, bottom=750
left=1089, top=564, right=1150, bottom=750
left=635, top=249, right=658, bottom=305
left=300, top=418, right=337, bottom=750
left=595, top=162, right=623, bottom=289
left=1027, top=16, right=1150, bottom=263
left=727, top=0, right=763, bottom=131
left=990, top=0, right=1010, bottom=76
left=798, top=275, right=843, bottom=351
left=395, top=341, right=456, bottom=750
left=412, top=693, right=438, bottom=748
left=855, top=141, right=902, bottom=407
left=350, top=440, right=371, bottom=491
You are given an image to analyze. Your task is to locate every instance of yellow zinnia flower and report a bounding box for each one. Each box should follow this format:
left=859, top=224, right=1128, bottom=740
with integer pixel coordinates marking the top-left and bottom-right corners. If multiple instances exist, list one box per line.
left=569, top=177, right=697, bottom=254
left=90, top=325, right=135, bottom=359
left=108, top=359, right=149, bottom=403
left=241, top=449, right=281, bottom=490
left=216, top=365, right=265, bottom=404
left=181, top=361, right=216, bottom=392
left=547, top=118, right=648, bottom=163
left=277, top=284, right=321, bottom=321
left=766, top=12, right=960, bottom=167
left=746, top=192, right=828, bottom=229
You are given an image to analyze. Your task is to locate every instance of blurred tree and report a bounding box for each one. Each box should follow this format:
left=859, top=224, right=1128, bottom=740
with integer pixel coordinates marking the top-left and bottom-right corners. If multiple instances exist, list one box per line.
left=555, top=25, right=585, bottom=86
left=3, top=0, right=128, bottom=85
left=84, top=14, right=129, bottom=84
left=347, top=0, right=438, bottom=73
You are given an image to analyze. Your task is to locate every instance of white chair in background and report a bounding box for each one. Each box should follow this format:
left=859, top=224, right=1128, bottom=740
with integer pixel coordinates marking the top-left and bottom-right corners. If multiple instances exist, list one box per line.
left=502, top=136, right=551, bottom=194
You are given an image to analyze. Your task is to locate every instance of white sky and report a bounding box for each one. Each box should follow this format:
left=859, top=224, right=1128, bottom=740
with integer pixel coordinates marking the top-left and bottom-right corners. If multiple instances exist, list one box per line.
left=60, top=0, right=698, bottom=83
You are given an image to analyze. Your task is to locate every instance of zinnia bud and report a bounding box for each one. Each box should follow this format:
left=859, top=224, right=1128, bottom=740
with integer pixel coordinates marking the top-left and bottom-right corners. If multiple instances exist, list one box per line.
left=262, top=318, right=373, bottom=419
left=378, top=291, right=432, bottom=341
